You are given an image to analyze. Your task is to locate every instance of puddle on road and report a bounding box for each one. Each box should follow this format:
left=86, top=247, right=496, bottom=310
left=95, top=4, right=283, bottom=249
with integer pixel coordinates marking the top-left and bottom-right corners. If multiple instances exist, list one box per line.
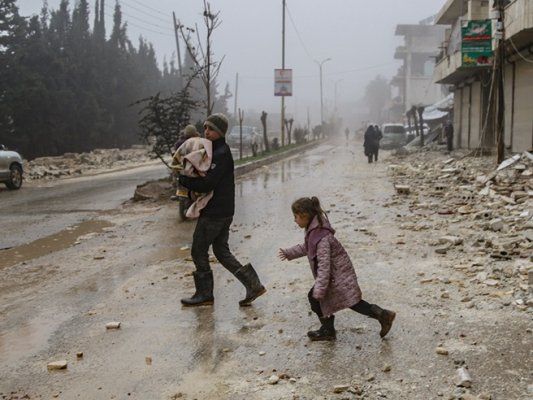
left=0, top=220, right=114, bottom=269
left=0, top=309, right=72, bottom=366
left=236, top=151, right=329, bottom=198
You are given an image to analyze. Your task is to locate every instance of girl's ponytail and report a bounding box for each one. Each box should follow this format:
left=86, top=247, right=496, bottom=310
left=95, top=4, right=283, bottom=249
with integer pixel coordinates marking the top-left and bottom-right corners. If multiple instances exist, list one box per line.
left=292, top=196, right=327, bottom=226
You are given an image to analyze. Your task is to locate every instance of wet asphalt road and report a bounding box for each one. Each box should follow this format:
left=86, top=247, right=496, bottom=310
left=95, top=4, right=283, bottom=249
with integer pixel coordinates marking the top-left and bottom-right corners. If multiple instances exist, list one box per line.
left=0, top=163, right=168, bottom=250
left=0, top=140, right=531, bottom=400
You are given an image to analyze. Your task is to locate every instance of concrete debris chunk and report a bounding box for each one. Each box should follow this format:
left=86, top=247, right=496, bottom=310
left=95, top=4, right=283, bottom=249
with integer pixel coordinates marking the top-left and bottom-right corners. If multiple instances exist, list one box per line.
left=105, top=321, right=121, bottom=329
left=394, top=184, right=410, bottom=194
left=47, top=360, right=68, bottom=370
left=455, top=366, right=472, bottom=387
left=488, top=218, right=504, bottom=232
left=439, top=236, right=463, bottom=245
left=333, top=384, right=350, bottom=393
left=496, top=154, right=521, bottom=171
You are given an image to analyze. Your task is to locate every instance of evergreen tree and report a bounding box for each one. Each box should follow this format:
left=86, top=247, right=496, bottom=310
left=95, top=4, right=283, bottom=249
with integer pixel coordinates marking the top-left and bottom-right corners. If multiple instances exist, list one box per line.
left=0, top=0, right=26, bottom=148
left=0, top=0, right=229, bottom=159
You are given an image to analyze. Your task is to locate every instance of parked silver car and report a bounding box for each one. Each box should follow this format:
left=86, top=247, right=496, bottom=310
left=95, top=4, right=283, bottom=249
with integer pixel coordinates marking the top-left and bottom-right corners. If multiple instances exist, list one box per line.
left=226, top=126, right=264, bottom=152
left=0, top=144, right=24, bottom=189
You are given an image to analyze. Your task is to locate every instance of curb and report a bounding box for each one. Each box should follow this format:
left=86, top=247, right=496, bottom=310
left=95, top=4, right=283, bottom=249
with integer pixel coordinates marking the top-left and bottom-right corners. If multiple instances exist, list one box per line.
left=234, top=140, right=323, bottom=178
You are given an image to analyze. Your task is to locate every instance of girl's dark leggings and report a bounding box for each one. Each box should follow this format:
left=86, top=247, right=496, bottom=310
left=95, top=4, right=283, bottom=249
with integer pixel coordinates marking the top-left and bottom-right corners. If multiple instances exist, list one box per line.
left=308, top=288, right=373, bottom=318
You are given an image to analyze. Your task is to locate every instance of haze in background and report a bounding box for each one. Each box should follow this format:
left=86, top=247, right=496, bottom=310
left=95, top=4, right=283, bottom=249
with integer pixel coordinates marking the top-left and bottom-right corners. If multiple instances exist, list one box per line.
left=19, top=0, right=445, bottom=128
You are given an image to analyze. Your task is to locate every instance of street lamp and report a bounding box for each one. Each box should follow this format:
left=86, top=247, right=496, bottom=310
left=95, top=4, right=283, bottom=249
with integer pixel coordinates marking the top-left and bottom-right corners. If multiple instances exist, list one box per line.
left=314, top=58, right=331, bottom=131
left=334, top=78, right=343, bottom=112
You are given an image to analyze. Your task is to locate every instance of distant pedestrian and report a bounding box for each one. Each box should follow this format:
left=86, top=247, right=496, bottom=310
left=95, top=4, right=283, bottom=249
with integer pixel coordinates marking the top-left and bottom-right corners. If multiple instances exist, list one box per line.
left=278, top=196, right=396, bottom=341
left=363, top=125, right=382, bottom=163
left=179, top=113, right=267, bottom=307
left=345, top=127, right=350, bottom=142
left=444, top=120, right=454, bottom=152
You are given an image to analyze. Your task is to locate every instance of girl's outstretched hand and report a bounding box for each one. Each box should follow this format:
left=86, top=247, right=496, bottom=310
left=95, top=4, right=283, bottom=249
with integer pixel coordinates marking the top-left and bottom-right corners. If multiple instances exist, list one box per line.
left=278, top=249, right=288, bottom=261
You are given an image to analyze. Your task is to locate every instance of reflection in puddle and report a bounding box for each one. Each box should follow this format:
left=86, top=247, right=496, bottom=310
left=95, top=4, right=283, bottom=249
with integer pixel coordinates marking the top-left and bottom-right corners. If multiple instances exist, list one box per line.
left=0, top=220, right=114, bottom=269
left=236, top=151, right=328, bottom=198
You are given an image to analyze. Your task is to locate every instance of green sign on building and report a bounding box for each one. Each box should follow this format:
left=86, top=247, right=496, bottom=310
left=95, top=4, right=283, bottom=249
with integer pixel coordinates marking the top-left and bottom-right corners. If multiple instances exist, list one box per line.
left=461, top=20, right=493, bottom=67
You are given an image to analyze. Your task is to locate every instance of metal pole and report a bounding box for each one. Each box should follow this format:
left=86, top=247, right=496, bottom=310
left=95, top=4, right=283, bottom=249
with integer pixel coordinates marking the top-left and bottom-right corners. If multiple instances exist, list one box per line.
left=496, top=2, right=505, bottom=164
left=319, top=63, right=324, bottom=126
left=234, top=72, right=239, bottom=119
left=315, top=58, right=331, bottom=135
left=281, top=0, right=286, bottom=147
left=172, top=13, right=183, bottom=78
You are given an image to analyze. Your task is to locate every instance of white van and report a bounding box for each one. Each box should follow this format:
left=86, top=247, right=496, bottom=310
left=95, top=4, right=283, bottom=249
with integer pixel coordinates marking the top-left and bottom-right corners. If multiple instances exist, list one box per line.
left=380, top=123, right=407, bottom=149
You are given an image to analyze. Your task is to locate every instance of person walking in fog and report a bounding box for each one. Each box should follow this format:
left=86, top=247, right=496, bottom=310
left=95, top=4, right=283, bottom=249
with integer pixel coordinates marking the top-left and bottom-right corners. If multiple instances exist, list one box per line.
left=363, top=124, right=382, bottom=163
left=345, top=127, right=350, bottom=142
left=179, top=113, right=266, bottom=307
left=278, top=196, right=396, bottom=341
left=444, top=120, right=454, bottom=153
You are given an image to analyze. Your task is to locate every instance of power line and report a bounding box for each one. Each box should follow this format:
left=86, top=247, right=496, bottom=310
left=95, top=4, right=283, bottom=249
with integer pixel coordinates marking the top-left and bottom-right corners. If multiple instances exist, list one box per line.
left=103, top=3, right=173, bottom=36
left=285, top=3, right=315, bottom=62
left=103, top=11, right=173, bottom=37
left=120, top=0, right=172, bottom=26
left=125, top=0, right=169, bottom=18
left=508, top=36, right=533, bottom=64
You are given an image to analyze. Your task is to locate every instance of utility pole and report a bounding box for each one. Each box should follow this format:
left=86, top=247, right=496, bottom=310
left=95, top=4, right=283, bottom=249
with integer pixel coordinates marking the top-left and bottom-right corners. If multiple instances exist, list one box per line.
left=315, top=58, right=331, bottom=134
left=494, top=0, right=506, bottom=164
left=172, top=13, right=183, bottom=78
left=234, top=72, right=239, bottom=119
left=281, top=0, right=286, bottom=147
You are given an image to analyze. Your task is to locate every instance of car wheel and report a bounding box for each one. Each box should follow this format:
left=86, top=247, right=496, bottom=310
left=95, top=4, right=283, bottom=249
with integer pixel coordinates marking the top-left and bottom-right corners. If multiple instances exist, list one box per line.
left=6, top=164, right=22, bottom=190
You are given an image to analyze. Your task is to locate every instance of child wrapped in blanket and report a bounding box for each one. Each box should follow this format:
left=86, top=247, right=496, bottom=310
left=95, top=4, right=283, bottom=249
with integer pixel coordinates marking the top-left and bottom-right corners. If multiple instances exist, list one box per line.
left=171, top=129, right=213, bottom=219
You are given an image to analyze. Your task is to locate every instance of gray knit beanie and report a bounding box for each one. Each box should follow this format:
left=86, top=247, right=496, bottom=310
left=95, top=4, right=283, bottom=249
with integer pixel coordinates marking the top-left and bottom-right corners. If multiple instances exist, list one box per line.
left=204, top=113, right=229, bottom=137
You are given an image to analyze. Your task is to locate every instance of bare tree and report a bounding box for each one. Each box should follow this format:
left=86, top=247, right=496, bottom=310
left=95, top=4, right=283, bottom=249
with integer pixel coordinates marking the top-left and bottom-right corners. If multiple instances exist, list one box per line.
left=260, top=111, right=270, bottom=153
left=178, top=1, right=225, bottom=118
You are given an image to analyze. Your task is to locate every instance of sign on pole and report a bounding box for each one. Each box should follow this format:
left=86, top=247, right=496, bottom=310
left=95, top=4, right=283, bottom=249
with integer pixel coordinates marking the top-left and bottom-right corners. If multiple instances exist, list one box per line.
left=274, top=69, right=292, bottom=96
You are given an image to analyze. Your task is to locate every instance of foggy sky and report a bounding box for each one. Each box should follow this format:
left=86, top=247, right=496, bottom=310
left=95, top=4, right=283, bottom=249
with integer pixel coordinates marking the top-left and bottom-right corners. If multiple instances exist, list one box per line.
left=19, top=0, right=446, bottom=128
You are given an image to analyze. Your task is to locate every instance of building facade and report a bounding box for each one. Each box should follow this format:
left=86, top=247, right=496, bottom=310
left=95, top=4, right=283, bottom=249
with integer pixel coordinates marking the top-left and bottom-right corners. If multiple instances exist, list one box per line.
left=391, top=22, right=449, bottom=120
left=434, top=0, right=533, bottom=152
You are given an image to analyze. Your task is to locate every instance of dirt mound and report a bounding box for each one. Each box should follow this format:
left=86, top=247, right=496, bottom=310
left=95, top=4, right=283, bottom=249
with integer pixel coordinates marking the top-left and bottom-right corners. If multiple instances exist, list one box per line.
left=133, top=180, right=174, bottom=202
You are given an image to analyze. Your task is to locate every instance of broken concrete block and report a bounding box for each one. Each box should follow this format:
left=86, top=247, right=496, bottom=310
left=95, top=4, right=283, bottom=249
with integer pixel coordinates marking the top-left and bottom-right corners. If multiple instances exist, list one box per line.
left=333, top=384, right=350, bottom=393
left=474, top=210, right=493, bottom=220
left=496, top=154, right=520, bottom=171
left=435, top=246, right=450, bottom=254
left=439, top=236, right=463, bottom=246
left=488, top=218, right=504, bottom=231
left=105, top=321, right=121, bottom=329
left=455, top=367, right=472, bottom=387
left=394, top=184, right=410, bottom=194
left=47, top=360, right=68, bottom=370
left=484, top=279, right=500, bottom=287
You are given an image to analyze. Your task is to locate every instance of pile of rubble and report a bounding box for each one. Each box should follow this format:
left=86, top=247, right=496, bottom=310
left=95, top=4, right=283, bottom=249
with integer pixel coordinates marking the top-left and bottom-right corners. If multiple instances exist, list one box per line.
left=24, top=145, right=156, bottom=181
left=386, top=148, right=532, bottom=310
